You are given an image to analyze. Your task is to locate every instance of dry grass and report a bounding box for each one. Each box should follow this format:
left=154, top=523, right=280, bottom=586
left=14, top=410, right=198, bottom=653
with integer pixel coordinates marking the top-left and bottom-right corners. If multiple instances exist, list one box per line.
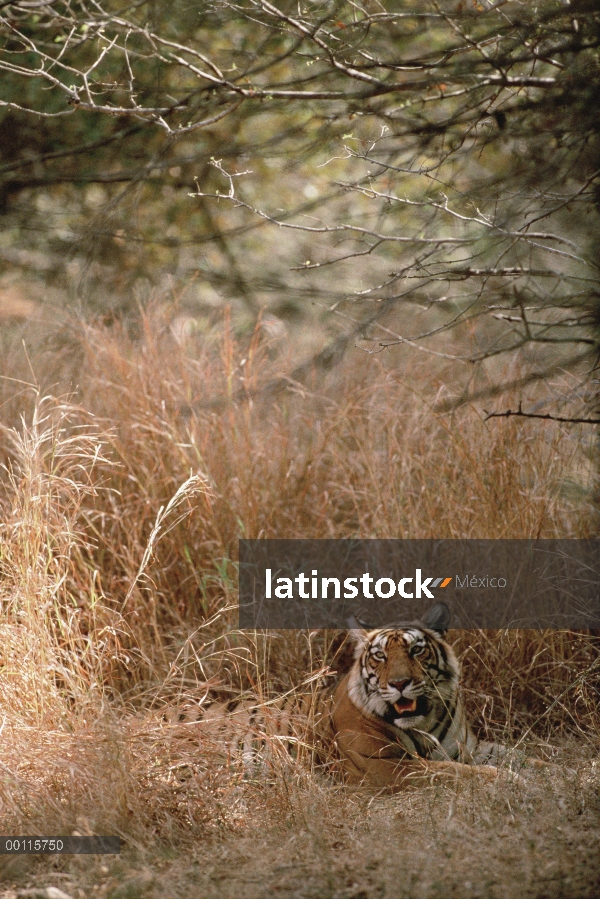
left=0, top=305, right=599, bottom=898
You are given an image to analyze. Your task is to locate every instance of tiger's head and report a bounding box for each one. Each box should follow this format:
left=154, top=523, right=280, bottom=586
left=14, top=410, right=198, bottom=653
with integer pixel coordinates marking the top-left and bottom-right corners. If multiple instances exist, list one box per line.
left=346, top=602, right=460, bottom=732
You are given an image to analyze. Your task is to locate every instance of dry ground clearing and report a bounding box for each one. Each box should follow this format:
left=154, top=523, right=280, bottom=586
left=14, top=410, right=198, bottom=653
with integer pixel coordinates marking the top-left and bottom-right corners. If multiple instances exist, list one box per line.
left=0, top=308, right=598, bottom=899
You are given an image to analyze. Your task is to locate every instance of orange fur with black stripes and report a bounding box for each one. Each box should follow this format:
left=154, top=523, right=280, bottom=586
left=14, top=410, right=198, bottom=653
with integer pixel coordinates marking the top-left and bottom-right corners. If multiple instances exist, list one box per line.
left=318, top=603, right=507, bottom=789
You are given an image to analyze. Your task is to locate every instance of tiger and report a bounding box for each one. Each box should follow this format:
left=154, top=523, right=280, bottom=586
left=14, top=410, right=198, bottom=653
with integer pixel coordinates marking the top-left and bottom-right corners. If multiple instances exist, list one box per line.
left=163, top=688, right=315, bottom=776
left=164, top=602, right=532, bottom=789
left=315, top=602, right=524, bottom=790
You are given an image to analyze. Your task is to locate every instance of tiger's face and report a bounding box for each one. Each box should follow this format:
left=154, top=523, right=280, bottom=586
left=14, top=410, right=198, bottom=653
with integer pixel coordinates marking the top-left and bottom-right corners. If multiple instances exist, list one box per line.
left=347, top=608, right=460, bottom=733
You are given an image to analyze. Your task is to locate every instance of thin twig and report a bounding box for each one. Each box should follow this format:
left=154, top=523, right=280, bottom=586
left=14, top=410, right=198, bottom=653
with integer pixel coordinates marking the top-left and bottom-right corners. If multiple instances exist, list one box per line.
left=484, top=404, right=600, bottom=424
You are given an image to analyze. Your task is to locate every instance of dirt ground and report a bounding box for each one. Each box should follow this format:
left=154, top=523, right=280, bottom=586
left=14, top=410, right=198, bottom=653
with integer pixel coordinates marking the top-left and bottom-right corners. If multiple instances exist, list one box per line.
left=1, top=759, right=599, bottom=899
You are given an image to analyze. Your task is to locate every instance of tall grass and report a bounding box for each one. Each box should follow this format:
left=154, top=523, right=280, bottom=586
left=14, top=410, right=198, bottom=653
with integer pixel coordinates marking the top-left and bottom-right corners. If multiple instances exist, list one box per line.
left=0, top=305, right=598, bottom=845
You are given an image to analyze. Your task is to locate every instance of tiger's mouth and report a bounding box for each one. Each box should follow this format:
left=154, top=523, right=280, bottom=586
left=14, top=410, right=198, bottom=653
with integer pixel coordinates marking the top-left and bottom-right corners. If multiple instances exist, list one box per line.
left=392, top=697, right=418, bottom=716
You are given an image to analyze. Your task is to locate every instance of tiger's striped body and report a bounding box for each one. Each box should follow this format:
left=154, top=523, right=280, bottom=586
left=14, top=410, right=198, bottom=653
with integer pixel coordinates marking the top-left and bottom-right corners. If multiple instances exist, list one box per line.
left=165, top=690, right=315, bottom=776
left=167, top=604, right=522, bottom=788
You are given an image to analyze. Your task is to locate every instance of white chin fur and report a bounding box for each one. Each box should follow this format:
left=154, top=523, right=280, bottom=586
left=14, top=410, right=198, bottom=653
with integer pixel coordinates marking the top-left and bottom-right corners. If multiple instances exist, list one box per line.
left=394, top=714, right=425, bottom=730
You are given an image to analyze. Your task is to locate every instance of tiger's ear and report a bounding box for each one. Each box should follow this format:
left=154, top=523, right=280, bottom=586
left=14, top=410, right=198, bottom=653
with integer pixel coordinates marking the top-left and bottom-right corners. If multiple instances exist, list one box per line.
left=422, top=602, right=451, bottom=636
left=347, top=615, right=370, bottom=655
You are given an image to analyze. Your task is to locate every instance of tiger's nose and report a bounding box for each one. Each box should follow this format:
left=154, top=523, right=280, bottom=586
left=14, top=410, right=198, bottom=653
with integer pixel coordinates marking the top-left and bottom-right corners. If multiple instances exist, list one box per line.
left=389, top=679, right=411, bottom=694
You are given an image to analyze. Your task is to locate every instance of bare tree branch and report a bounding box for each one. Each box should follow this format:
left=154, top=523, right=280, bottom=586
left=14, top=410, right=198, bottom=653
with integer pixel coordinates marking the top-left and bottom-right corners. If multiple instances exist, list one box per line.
left=484, top=405, right=600, bottom=425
